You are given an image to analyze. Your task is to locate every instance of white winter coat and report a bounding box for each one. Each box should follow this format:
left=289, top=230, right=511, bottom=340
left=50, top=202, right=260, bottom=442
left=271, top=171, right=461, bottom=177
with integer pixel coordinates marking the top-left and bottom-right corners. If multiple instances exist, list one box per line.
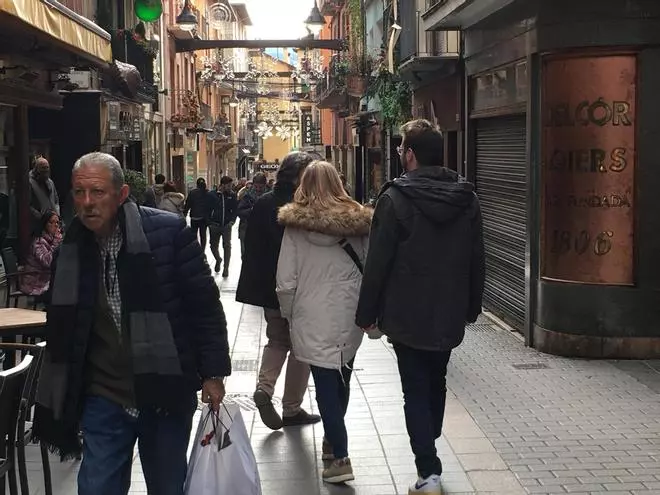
left=159, top=192, right=185, bottom=217
left=276, top=202, right=373, bottom=370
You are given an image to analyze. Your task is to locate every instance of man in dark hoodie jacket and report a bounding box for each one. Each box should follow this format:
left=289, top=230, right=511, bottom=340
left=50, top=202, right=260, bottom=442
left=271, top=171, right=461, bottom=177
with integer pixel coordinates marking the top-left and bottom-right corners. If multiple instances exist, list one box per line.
left=356, top=119, right=485, bottom=495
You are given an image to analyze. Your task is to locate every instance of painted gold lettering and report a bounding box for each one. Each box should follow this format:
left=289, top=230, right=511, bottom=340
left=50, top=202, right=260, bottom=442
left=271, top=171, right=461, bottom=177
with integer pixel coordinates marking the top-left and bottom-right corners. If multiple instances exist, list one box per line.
left=612, top=101, right=632, bottom=126
left=590, top=148, right=607, bottom=172
left=588, top=98, right=612, bottom=127
left=610, top=147, right=627, bottom=172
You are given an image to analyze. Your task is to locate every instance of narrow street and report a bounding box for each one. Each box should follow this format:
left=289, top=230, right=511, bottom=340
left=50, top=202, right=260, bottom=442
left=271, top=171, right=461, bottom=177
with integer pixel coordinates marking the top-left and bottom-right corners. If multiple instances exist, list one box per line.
left=23, top=243, right=660, bottom=495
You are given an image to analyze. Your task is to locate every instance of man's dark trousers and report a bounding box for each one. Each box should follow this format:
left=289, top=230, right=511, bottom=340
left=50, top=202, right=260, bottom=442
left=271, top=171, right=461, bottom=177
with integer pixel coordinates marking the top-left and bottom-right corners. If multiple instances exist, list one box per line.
left=77, top=395, right=196, bottom=495
left=209, top=224, right=232, bottom=267
left=190, top=219, right=207, bottom=250
left=393, top=342, right=451, bottom=479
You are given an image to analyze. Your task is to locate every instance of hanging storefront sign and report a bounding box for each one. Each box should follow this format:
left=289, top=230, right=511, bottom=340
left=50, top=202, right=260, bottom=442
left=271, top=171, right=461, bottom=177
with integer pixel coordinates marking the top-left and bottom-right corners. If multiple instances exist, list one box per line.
left=542, top=54, right=636, bottom=285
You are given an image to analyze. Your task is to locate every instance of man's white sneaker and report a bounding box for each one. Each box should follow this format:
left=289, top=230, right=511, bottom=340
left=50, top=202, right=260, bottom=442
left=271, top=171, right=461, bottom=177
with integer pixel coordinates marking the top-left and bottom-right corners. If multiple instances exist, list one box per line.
left=408, top=474, right=442, bottom=494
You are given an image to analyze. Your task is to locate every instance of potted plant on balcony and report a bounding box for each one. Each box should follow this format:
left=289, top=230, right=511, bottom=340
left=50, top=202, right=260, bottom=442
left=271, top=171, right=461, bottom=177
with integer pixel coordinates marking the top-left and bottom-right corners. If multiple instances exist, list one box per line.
left=112, top=22, right=158, bottom=60
left=331, top=58, right=349, bottom=88
left=171, top=90, right=203, bottom=127
left=347, top=53, right=374, bottom=97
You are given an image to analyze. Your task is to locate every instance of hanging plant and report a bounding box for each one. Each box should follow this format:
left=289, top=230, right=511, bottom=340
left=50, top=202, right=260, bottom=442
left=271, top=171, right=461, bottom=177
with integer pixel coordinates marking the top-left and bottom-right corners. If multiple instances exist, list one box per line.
left=347, top=0, right=366, bottom=74
left=368, top=67, right=412, bottom=129
left=113, top=24, right=158, bottom=59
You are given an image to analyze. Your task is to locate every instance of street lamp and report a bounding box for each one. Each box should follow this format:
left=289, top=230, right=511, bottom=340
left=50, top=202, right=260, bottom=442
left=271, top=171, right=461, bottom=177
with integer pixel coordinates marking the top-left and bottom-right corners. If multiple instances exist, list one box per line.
left=304, top=1, right=325, bottom=36
left=229, top=93, right=240, bottom=108
left=176, top=0, right=198, bottom=31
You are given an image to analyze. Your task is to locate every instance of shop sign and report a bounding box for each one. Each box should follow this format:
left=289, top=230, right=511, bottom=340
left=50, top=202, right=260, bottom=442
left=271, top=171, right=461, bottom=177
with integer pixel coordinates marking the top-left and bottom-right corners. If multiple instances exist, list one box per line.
left=260, top=163, right=279, bottom=171
left=301, top=111, right=313, bottom=146
left=129, top=116, right=142, bottom=141
left=542, top=54, right=636, bottom=285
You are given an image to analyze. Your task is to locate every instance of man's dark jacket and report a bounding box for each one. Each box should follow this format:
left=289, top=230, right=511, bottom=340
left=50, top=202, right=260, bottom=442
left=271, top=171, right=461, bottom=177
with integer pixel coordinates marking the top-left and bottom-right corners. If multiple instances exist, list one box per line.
left=49, top=207, right=231, bottom=400
left=356, top=167, right=485, bottom=351
left=236, top=183, right=295, bottom=309
left=209, top=190, right=238, bottom=227
left=184, top=187, right=212, bottom=219
left=236, top=189, right=259, bottom=239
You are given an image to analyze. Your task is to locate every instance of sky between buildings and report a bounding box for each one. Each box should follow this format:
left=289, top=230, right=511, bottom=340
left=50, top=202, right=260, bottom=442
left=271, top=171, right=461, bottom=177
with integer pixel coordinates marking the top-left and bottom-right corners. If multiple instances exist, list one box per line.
left=242, top=0, right=312, bottom=40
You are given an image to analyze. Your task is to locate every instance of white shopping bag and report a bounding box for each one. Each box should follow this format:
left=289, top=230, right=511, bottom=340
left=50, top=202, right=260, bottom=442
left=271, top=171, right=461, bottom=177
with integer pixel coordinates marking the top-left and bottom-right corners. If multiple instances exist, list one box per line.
left=184, top=403, right=262, bottom=495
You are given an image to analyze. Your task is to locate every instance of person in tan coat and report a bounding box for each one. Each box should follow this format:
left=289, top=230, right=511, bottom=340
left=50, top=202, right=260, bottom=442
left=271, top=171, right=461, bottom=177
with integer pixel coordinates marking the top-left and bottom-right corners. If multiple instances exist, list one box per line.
left=277, top=161, right=372, bottom=484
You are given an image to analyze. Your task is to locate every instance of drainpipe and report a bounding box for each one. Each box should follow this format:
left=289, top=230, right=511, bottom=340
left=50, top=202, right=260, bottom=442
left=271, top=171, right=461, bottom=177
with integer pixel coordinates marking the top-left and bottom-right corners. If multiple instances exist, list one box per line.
left=159, top=17, right=169, bottom=178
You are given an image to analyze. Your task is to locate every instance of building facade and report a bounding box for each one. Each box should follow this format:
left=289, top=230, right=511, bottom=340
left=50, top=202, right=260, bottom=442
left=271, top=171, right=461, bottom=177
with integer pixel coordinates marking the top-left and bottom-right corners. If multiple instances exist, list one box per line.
left=423, top=0, right=660, bottom=358
left=0, top=0, right=113, bottom=258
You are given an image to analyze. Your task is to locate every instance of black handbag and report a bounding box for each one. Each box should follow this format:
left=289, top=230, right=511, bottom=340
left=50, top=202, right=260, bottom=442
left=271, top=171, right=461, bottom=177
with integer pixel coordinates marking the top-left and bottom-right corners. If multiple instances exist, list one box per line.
left=338, top=238, right=363, bottom=274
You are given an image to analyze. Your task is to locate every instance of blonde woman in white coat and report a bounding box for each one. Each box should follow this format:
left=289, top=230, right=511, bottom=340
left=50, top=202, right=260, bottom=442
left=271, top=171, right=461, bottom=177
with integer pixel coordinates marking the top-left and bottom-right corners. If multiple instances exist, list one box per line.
left=277, top=161, right=372, bottom=484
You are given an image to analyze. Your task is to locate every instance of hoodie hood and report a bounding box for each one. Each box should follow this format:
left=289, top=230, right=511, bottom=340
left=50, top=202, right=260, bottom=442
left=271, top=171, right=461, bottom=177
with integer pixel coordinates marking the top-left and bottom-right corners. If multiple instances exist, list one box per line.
left=278, top=203, right=372, bottom=246
left=153, top=184, right=165, bottom=197
left=385, top=167, right=476, bottom=224
left=162, top=192, right=184, bottom=205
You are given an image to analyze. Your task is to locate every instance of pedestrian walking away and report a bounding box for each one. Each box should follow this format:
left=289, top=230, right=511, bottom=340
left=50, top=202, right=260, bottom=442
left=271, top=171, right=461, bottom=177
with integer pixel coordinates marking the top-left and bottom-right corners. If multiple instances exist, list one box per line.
left=184, top=177, right=212, bottom=250
left=236, top=173, right=267, bottom=259
left=143, top=173, right=166, bottom=208
left=208, top=175, right=238, bottom=277
left=158, top=181, right=185, bottom=217
left=33, top=152, right=231, bottom=495
left=236, top=152, right=320, bottom=431
left=277, top=160, right=372, bottom=484
left=356, top=119, right=485, bottom=495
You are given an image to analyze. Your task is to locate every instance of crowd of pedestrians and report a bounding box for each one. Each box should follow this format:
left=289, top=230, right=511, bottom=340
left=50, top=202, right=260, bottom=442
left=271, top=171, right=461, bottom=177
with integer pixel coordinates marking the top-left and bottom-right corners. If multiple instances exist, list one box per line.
left=26, top=119, right=484, bottom=495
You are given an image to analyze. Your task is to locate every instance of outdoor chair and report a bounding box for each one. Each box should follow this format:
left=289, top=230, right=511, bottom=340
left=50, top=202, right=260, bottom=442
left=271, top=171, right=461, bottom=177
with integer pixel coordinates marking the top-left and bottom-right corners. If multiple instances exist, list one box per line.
left=0, top=343, right=50, bottom=495
left=0, top=248, right=49, bottom=311
left=0, top=354, right=33, bottom=495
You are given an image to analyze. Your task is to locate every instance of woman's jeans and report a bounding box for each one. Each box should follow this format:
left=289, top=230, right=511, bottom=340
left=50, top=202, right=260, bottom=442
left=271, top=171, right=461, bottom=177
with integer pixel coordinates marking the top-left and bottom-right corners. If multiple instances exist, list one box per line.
left=310, top=359, right=354, bottom=459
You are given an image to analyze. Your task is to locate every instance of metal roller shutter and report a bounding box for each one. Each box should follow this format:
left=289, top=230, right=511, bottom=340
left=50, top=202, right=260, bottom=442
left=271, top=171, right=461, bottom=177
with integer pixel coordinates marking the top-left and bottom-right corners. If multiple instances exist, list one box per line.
left=475, top=115, right=527, bottom=329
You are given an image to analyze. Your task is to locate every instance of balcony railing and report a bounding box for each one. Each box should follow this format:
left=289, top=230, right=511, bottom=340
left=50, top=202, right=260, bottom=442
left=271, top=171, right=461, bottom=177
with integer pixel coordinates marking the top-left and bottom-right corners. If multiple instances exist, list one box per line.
left=400, top=7, right=459, bottom=63
left=315, top=57, right=349, bottom=110
left=110, top=29, right=158, bottom=104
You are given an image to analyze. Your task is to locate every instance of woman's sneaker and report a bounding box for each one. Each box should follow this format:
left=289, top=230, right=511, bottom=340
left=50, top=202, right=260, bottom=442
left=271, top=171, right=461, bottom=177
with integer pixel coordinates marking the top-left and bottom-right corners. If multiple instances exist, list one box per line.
left=322, top=438, right=334, bottom=460
left=322, top=457, right=354, bottom=483
left=409, top=474, right=442, bottom=494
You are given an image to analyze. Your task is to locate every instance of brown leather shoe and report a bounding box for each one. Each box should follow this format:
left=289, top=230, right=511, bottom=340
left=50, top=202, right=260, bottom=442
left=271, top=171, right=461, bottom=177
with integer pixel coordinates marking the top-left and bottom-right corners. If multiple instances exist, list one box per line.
left=253, top=389, right=283, bottom=430
left=282, top=409, right=321, bottom=427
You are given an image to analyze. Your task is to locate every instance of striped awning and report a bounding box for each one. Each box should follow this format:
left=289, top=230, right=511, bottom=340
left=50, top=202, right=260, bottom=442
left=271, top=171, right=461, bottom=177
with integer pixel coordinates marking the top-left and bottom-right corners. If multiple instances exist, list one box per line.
left=0, top=0, right=112, bottom=65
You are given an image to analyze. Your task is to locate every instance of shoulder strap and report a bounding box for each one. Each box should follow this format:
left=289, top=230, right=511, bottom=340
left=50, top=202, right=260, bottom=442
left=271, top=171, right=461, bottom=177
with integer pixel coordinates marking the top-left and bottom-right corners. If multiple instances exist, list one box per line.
left=338, top=238, right=363, bottom=274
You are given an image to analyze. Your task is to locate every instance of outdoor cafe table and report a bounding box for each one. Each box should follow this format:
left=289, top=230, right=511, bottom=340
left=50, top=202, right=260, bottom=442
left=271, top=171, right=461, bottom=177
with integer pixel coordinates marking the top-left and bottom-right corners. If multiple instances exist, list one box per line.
left=0, top=308, right=47, bottom=369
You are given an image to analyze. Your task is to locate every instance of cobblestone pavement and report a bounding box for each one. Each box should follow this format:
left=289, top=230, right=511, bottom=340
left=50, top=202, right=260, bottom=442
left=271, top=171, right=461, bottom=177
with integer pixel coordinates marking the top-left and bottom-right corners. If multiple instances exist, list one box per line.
left=23, top=240, right=660, bottom=494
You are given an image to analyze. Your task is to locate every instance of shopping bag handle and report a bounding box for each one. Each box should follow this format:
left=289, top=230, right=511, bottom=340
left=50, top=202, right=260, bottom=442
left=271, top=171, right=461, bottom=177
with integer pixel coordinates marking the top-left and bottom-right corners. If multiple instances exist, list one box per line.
left=204, top=403, right=234, bottom=451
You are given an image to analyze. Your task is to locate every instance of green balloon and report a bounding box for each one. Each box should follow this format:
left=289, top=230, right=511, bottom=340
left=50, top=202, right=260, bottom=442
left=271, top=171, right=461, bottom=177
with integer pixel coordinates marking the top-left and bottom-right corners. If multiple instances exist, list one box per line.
left=134, top=0, right=163, bottom=22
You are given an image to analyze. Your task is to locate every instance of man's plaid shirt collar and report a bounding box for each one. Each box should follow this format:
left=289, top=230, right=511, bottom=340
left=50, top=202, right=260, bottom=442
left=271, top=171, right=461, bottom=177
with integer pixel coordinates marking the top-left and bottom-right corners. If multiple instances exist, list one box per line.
left=98, top=224, right=123, bottom=329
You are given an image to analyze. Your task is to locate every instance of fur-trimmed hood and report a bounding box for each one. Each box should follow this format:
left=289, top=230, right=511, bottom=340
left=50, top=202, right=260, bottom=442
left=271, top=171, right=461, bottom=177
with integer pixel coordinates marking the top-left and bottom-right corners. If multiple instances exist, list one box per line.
left=278, top=202, right=372, bottom=239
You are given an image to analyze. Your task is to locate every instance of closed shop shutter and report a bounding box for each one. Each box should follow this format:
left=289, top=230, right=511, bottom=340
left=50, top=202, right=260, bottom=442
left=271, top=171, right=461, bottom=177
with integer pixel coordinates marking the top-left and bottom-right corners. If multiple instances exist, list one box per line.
left=475, top=115, right=527, bottom=328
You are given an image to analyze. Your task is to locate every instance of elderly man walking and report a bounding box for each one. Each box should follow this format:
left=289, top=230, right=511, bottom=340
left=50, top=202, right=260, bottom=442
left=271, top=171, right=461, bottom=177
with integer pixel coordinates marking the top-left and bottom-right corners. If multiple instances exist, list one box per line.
left=34, top=152, right=231, bottom=495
